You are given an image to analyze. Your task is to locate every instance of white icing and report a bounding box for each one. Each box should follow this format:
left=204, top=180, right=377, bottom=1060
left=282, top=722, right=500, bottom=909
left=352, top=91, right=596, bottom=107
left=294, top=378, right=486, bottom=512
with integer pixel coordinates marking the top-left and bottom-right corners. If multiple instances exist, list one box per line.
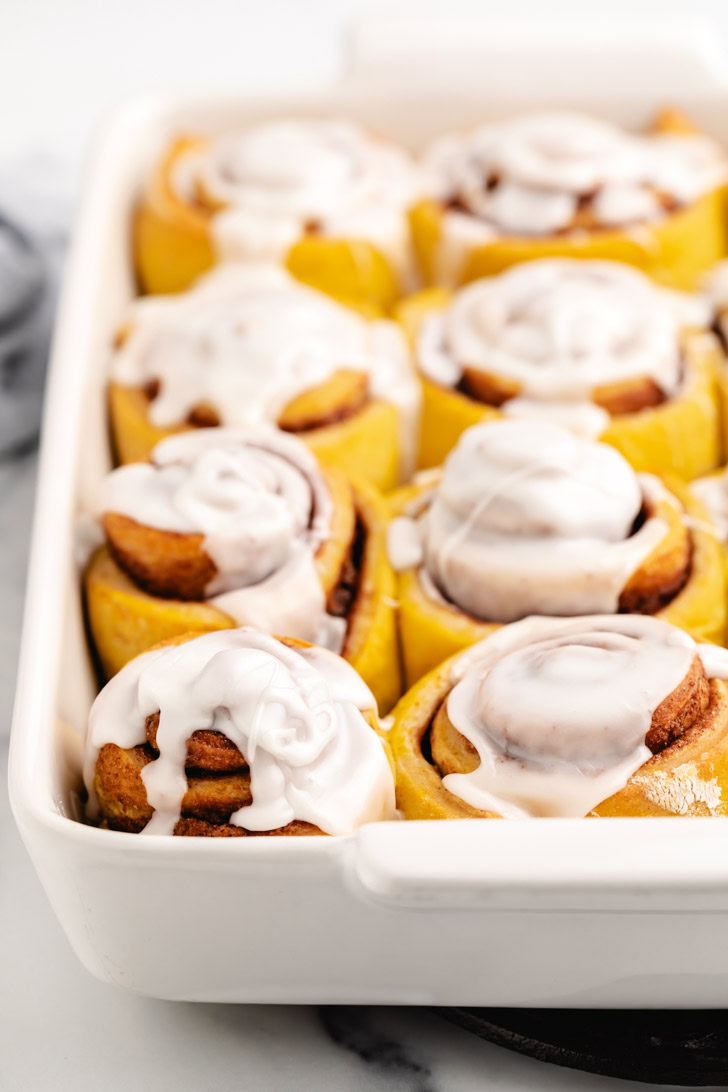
left=692, top=470, right=728, bottom=543
left=84, top=628, right=395, bottom=835
left=704, top=260, right=728, bottom=313
left=425, top=111, right=726, bottom=237
left=591, top=183, right=662, bottom=227
left=444, top=614, right=728, bottom=819
left=98, top=427, right=346, bottom=648
left=111, top=264, right=421, bottom=480
left=502, top=397, right=609, bottom=439
left=388, top=420, right=673, bottom=622
left=432, top=210, right=496, bottom=288
left=175, top=119, right=422, bottom=281
left=417, top=260, right=709, bottom=414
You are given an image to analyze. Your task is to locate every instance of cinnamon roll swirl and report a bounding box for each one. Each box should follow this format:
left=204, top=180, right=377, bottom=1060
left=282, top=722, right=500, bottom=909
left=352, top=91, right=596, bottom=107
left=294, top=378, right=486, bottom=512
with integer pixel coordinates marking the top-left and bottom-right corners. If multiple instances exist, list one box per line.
left=85, top=427, right=401, bottom=713
left=391, top=614, right=728, bottom=819
left=85, top=629, right=396, bottom=836
left=134, top=119, right=422, bottom=306
left=397, top=258, right=721, bottom=478
left=108, top=264, right=420, bottom=491
left=412, top=109, right=728, bottom=290
left=388, top=420, right=726, bottom=684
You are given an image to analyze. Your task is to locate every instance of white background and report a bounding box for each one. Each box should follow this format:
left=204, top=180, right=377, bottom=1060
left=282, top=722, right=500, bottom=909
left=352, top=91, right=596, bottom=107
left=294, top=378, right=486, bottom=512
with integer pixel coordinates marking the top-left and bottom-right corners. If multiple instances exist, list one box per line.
left=5, top=0, right=728, bottom=161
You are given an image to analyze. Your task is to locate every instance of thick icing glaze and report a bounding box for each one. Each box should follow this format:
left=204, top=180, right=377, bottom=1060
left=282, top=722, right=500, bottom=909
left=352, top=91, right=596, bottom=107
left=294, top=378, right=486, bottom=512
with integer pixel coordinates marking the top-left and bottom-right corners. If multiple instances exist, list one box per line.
left=692, top=470, right=728, bottom=543
left=704, top=259, right=728, bottom=311
left=111, top=264, right=420, bottom=477
left=425, top=112, right=726, bottom=285
left=443, top=614, right=728, bottom=819
left=417, top=260, right=710, bottom=415
left=387, top=420, right=673, bottom=622
left=173, top=119, right=421, bottom=278
left=426, top=111, right=726, bottom=234
left=84, top=628, right=396, bottom=835
left=98, top=428, right=346, bottom=648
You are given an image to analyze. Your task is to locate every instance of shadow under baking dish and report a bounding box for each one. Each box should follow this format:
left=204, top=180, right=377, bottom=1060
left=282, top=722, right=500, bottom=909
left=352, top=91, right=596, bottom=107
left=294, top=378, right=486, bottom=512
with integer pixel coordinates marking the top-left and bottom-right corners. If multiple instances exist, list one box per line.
left=441, top=1007, right=728, bottom=1086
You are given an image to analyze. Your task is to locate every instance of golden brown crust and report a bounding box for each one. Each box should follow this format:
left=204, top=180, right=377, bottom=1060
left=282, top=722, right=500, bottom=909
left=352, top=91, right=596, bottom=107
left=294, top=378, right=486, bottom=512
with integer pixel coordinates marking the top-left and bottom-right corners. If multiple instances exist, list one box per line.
left=173, top=817, right=323, bottom=837
left=145, top=713, right=246, bottom=772
left=618, top=496, right=691, bottom=614
left=277, top=369, right=369, bottom=432
left=122, top=367, right=371, bottom=436
left=104, top=513, right=217, bottom=600
left=460, top=365, right=667, bottom=417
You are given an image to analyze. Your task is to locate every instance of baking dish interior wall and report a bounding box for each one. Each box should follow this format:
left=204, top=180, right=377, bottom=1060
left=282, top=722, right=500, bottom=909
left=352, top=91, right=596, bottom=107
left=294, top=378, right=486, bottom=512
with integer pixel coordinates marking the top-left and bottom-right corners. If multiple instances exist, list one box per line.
left=53, top=89, right=728, bottom=820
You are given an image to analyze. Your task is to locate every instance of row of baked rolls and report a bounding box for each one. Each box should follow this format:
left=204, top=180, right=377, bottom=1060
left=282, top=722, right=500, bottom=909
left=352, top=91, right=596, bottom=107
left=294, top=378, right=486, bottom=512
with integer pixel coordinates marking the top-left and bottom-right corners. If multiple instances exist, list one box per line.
left=390, top=614, right=728, bottom=819
left=135, top=110, right=728, bottom=305
left=84, top=427, right=401, bottom=713
left=413, top=108, right=728, bottom=290
left=388, top=420, right=726, bottom=686
left=108, top=264, right=420, bottom=493
left=398, top=258, right=723, bottom=480
left=135, top=118, right=422, bottom=306
left=85, top=629, right=396, bottom=836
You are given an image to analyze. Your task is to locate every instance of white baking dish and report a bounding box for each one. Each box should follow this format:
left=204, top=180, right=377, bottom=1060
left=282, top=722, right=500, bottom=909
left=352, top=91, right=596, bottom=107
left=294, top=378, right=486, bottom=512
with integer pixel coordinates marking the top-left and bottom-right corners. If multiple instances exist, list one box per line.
left=12, top=24, right=728, bottom=1006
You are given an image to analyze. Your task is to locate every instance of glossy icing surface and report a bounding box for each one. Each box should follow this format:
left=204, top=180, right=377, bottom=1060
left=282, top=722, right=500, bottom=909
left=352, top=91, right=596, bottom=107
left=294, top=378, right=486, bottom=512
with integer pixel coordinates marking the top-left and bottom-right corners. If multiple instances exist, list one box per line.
left=85, top=628, right=396, bottom=835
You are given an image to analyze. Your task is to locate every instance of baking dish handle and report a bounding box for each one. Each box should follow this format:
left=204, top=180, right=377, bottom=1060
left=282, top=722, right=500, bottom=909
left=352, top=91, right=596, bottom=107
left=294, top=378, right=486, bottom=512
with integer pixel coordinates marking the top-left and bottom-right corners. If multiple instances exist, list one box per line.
left=344, top=17, right=728, bottom=98
left=349, top=819, right=728, bottom=911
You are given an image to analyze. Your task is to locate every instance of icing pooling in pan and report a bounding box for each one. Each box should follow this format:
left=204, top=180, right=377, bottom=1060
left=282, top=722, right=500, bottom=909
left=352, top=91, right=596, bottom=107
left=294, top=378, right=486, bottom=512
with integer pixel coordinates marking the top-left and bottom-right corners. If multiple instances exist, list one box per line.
left=417, top=260, right=710, bottom=425
left=99, top=428, right=345, bottom=648
left=111, top=264, right=421, bottom=476
left=388, top=420, right=674, bottom=621
left=173, top=119, right=422, bottom=277
left=444, top=614, right=728, bottom=819
left=84, top=628, right=396, bottom=835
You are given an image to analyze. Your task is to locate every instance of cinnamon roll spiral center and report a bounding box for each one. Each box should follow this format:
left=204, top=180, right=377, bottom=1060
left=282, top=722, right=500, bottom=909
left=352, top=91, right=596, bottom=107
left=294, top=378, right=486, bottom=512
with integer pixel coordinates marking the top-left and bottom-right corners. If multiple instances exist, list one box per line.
left=442, top=614, right=728, bottom=817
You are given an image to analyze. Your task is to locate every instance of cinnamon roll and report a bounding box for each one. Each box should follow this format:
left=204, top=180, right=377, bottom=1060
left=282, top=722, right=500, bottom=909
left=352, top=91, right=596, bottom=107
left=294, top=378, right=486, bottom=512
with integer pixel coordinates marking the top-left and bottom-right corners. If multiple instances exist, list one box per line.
left=388, top=420, right=726, bottom=685
left=108, top=264, right=420, bottom=491
left=391, top=614, right=728, bottom=819
left=412, top=109, right=728, bottom=290
left=84, top=427, right=401, bottom=713
left=85, top=628, right=396, bottom=836
left=134, top=119, right=422, bottom=306
left=397, top=258, right=721, bottom=478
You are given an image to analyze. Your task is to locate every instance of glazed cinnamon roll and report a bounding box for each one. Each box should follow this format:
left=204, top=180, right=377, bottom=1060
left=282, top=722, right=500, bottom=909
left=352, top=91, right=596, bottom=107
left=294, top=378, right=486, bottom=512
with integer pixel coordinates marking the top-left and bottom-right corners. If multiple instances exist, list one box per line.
left=412, top=109, right=728, bottom=290
left=388, top=420, right=726, bottom=685
left=397, top=258, right=721, bottom=478
left=85, top=628, right=396, bottom=836
left=108, top=264, right=420, bottom=491
left=84, top=427, right=401, bottom=713
left=391, top=614, right=728, bottom=819
left=135, top=118, right=422, bottom=306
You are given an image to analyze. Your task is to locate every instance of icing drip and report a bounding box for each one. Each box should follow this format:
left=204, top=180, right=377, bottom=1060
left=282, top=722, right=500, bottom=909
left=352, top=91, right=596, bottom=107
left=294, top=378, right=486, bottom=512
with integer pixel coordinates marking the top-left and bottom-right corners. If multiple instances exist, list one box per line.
left=84, top=628, right=395, bottom=835
left=692, top=470, right=728, bottom=543
left=98, top=428, right=345, bottom=648
left=417, top=259, right=710, bottom=413
left=444, top=614, right=728, bottom=819
left=388, top=420, right=672, bottom=622
left=174, top=119, right=421, bottom=278
left=426, top=111, right=726, bottom=235
left=704, top=259, right=728, bottom=312
left=111, top=264, right=420, bottom=478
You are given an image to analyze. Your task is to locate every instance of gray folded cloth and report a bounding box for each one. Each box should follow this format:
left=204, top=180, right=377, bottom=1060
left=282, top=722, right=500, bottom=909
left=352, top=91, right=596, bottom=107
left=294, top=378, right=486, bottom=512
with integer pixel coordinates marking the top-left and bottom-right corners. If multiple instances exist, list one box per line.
left=0, top=159, right=69, bottom=459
